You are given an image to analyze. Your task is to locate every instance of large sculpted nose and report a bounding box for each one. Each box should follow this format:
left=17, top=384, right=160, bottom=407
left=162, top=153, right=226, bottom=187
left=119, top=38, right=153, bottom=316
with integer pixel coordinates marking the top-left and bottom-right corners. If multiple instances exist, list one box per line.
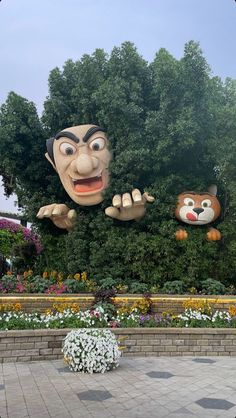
left=72, top=154, right=99, bottom=175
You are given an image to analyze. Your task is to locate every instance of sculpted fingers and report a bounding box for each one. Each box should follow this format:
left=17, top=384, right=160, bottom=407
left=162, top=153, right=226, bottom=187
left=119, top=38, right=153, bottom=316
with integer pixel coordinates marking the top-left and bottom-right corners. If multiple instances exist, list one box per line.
left=122, top=193, right=132, bottom=208
left=105, top=207, right=121, bottom=220
left=132, top=189, right=142, bottom=204
left=51, top=204, right=70, bottom=216
left=37, top=204, right=58, bottom=218
left=143, top=192, right=155, bottom=203
left=68, top=209, right=77, bottom=221
left=112, top=194, right=122, bottom=208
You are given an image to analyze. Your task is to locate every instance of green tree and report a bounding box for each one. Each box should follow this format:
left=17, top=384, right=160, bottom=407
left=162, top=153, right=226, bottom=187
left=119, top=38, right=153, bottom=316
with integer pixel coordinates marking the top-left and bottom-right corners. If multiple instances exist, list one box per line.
left=0, top=41, right=235, bottom=288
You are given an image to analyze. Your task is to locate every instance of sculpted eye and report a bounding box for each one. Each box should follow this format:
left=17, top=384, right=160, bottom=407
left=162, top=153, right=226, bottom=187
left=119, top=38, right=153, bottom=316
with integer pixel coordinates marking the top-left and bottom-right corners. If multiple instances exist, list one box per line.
left=202, top=199, right=212, bottom=208
left=59, top=142, right=77, bottom=156
left=184, top=198, right=194, bottom=206
left=89, top=137, right=105, bottom=151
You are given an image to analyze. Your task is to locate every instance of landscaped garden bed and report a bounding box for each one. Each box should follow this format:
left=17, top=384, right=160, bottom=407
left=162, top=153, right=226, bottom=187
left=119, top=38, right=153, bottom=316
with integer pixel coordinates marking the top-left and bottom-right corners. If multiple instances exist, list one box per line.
left=1, top=283, right=236, bottom=362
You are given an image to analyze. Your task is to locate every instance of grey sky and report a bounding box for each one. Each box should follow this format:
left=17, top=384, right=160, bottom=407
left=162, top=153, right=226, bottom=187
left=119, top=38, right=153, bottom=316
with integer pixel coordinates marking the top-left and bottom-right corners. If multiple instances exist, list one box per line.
left=0, top=0, right=235, bottom=212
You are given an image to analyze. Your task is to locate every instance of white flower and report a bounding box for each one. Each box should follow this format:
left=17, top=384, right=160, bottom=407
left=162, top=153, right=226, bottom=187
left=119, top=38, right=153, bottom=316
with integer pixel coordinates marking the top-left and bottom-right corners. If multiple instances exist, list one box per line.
left=62, top=329, right=121, bottom=374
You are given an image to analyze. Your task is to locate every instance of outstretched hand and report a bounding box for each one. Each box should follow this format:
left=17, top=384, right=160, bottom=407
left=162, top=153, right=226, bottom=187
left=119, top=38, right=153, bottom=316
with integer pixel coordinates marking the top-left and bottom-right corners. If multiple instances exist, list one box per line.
left=37, top=204, right=77, bottom=230
left=105, top=189, right=155, bottom=221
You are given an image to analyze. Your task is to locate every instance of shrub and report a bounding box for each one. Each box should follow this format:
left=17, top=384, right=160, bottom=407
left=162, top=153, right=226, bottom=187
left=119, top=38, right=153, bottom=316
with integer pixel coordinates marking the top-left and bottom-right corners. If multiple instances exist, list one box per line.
left=162, top=280, right=186, bottom=294
left=201, top=279, right=226, bottom=295
left=62, top=329, right=121, bottom=373
left=129, top=282, right=148, bottom=294
left=99, top=277, right=117, bottom=290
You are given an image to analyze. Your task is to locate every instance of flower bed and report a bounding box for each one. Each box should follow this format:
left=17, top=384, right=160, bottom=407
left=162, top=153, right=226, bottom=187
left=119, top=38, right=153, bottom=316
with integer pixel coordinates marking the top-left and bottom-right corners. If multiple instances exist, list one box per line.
left=1, top=294, right=236, bottom=315
left=1, top=271, right=235, bottom=296
left=1, top=305, right=236, bottom=331
left=1, top=295, right=236, bottom=362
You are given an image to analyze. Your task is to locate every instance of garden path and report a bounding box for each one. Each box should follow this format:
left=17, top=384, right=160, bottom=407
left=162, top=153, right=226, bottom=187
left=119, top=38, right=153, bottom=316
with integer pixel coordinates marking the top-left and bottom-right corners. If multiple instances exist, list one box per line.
left=0, top=356, right=236, bottom=418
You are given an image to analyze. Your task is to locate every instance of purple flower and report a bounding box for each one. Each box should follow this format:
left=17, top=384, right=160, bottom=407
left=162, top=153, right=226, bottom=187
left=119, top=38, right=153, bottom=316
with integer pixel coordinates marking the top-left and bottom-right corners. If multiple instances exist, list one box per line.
left=0, top=218, right=43, bottom=254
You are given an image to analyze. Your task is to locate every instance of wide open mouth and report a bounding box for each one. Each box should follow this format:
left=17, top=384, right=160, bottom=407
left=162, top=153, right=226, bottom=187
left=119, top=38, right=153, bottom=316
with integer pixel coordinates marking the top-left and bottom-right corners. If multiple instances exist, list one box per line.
left=71, top=174, right=103, bottom=193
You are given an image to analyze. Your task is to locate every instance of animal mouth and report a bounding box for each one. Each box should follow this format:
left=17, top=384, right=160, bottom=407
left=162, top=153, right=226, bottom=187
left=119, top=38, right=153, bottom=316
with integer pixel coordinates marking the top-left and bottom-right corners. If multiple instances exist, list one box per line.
left=185, top=213, right=208, bottom=223
left=71, top=174, right=103, bottom=193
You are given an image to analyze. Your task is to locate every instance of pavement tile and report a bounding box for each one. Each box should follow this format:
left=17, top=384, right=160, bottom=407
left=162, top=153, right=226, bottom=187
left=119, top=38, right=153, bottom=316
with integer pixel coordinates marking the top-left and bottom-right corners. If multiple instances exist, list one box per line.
left=2, top=357, right=236, bottom=418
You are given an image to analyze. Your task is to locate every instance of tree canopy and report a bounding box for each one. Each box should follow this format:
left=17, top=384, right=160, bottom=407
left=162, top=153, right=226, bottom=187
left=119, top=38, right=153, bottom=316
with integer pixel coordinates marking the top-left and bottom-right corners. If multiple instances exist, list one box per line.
left=0, top=41, right=235, bottom=288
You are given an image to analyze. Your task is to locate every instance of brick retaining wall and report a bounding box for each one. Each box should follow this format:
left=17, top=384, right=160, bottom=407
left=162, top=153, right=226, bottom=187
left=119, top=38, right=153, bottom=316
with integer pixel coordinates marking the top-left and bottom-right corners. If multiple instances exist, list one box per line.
left=0, top=328, right=236, bottom=362
left=1, top=294, right=236, bottom=314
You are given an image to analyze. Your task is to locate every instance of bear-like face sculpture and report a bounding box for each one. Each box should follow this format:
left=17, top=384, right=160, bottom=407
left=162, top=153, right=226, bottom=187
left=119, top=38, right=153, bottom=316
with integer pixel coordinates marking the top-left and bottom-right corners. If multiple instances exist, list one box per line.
left=175, top=191, right=221, bottom=225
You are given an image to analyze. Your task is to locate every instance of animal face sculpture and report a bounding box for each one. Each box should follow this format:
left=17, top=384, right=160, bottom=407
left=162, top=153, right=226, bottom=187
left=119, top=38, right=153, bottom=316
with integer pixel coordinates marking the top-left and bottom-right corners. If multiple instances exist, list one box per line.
left=175, top=188, right=221, bottom=226
left=46, top=124, right=111, bottom=206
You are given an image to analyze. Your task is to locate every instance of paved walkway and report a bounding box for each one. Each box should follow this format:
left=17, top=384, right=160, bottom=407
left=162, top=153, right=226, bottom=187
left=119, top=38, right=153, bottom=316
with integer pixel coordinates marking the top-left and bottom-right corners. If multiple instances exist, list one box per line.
left=0, top=356, right=236, bottom=418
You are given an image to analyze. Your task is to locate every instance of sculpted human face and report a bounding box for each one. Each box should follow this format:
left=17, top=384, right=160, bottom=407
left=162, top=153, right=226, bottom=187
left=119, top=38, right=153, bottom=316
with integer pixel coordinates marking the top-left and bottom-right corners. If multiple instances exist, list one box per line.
left=49, top=125, right=111, bottom=206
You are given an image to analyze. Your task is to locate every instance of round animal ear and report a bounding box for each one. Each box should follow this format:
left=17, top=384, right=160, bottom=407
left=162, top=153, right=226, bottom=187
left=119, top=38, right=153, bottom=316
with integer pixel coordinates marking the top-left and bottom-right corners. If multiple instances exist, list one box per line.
left=208, top=185, right=217, bottom=196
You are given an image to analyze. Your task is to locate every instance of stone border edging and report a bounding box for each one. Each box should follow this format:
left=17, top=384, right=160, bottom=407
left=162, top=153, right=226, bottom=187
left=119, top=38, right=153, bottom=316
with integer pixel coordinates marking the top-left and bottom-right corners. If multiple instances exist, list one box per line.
left=0, top=327, right=236, bottom=362
left=1, top=294, right=236, bottom=314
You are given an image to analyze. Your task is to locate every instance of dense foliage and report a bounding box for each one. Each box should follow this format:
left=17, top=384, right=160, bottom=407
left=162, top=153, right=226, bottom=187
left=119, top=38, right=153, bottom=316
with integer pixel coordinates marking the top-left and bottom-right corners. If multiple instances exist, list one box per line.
left=0, top=41, right=236, bottom=289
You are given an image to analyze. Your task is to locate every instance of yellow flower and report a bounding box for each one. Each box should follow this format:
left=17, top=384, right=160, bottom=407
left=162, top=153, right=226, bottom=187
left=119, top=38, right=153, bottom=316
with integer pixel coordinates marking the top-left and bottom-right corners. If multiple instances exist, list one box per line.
left=183, top=299, right=212, bottom=315
left=81, top=271, right=87, bottom=282
left=52, top=302, right=80, bottom=313
left=74, top=273, right=81, bottom=280
left=131, top=298, right=152, bottom=314
left=229, top=306, right=236, bottom=317
left=43, top=271, right=48, bottom=279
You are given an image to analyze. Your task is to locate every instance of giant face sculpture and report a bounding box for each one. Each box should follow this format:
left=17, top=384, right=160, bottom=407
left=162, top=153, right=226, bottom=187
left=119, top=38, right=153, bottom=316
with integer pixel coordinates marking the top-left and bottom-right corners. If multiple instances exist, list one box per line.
left=175, top=188, right=221, bottom=226
left=46, top=124, right=111, bottom=206
left=37, top=123, right=154, bottom=230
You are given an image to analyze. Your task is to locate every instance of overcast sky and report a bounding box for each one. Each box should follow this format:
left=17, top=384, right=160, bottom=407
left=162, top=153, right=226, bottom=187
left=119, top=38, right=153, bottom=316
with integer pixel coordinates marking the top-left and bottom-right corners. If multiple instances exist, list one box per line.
left=0, top=0, right=235, bottom=213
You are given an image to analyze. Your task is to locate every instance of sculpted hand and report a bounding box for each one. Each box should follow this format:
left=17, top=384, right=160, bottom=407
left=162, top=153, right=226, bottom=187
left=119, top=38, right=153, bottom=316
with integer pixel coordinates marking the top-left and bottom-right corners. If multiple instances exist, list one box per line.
left=105, top=189, right=154, bottom=221
left=206, top=228, right=221, bottom=241
left=175, top=229, right=188, bottom=241
left=37, top=204, right=77, bottom=230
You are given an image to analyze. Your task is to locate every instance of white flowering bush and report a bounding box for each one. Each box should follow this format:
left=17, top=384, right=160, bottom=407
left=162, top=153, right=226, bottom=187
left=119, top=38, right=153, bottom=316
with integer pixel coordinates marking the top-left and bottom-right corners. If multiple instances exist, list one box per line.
left=62, top=329, right=121, bottom=373
left=178, top=309, right=232, bottom=327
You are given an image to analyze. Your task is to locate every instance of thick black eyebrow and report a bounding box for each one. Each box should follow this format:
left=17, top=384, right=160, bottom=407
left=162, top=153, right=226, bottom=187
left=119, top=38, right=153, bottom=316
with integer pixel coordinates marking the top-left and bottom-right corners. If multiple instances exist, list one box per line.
left=83, top=126, right=105, bottom=143
left=55, top=131, right=80, bottom=143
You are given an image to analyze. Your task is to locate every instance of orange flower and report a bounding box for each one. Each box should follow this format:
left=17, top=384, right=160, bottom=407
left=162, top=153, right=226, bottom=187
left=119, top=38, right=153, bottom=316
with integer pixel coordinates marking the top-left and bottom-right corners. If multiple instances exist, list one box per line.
left=0, top=302, right=22, bottom=312
left=229, top=306, right=236, bottom=317
left=43, top=271, right=48, bottom=279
